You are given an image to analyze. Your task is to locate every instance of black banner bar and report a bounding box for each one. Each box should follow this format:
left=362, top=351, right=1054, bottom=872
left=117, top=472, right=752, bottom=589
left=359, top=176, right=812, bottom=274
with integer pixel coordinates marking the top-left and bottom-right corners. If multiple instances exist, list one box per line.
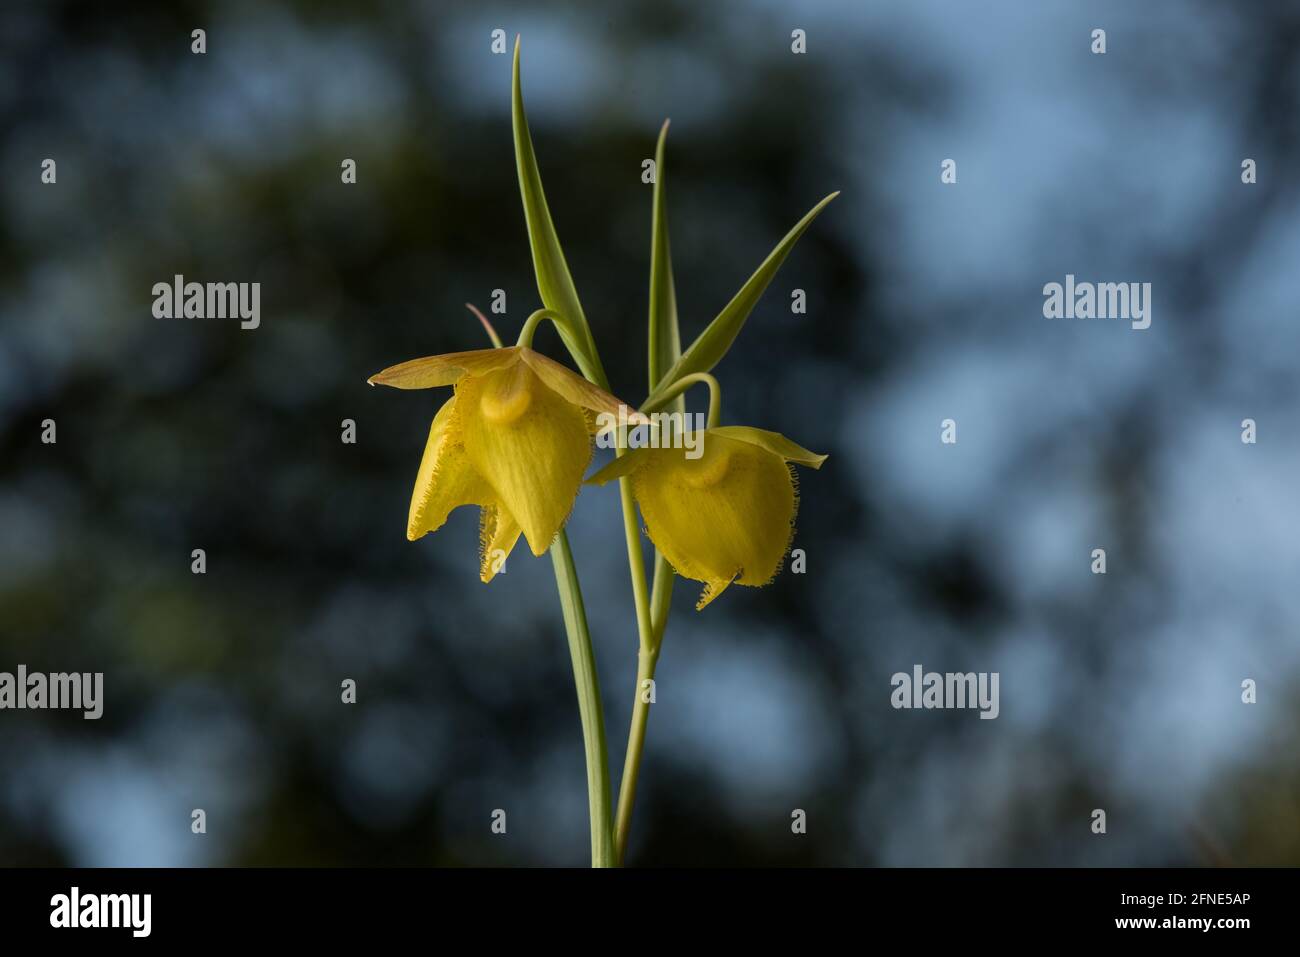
left=0, top=867, right=1284, bottom=943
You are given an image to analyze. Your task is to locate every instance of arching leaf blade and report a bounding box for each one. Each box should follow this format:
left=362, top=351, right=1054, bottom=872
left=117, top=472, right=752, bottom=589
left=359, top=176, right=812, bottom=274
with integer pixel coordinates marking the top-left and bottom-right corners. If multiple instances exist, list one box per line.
left=644, top=191, right=838, bottom=409
left=512, top=36, right=607, bottom=386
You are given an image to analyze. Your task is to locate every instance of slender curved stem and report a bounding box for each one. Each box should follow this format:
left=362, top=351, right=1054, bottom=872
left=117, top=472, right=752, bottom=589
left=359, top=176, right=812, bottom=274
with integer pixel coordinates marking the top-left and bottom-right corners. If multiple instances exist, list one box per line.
left=639, top=372, right=722, bottom=429
left=516, top=308, right=567, bottom=349
left=550, top=530, right=615, bottom=868
left=466, top=303, right=504, bottom=348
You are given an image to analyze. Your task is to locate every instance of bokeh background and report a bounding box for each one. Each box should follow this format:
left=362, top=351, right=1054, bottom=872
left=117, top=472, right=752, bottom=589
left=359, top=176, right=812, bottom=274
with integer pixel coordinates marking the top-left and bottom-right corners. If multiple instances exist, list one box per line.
left=2, top=0, right=1299, bottom=866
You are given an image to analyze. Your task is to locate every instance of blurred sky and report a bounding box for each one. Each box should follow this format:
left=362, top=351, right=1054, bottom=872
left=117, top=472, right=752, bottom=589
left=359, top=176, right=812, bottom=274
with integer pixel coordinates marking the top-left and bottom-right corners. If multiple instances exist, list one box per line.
left=2, top=0, right=1299, bottom=866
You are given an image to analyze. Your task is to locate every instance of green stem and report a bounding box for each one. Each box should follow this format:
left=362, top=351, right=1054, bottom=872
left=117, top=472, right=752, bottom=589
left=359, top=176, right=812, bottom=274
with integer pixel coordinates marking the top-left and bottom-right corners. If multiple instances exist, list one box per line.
left=549, top=530, right=615, bottom=868
left=486, top=307, right=617, bottom=867
left=614, top=644, right=659, bottom=862
left=528, top=305, right=661, bottom=863
left=618, top=478, right=655, bottom=648
left=639, top=372, right=722, bottom=429
left=648, top=550, right=676, bottom=642
left=516, top=308, right=567, bottom=349
left=614, top=376, right=724, bottom=862
left=613, top=551, right=674, bottom=863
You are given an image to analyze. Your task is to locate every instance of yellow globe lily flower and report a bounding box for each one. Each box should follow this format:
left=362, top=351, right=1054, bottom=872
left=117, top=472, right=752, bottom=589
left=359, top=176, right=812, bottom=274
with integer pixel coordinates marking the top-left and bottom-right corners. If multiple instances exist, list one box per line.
left=369, top=345, right=633, bottom=578
left=587, top=425, right=827, bottom=609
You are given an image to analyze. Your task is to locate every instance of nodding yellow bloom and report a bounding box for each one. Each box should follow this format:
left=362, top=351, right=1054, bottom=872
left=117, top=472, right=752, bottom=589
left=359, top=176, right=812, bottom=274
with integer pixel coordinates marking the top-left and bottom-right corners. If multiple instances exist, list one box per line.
left=587, top=426, right=827, bottom=609
left=369, top=346, right=631, bottom=579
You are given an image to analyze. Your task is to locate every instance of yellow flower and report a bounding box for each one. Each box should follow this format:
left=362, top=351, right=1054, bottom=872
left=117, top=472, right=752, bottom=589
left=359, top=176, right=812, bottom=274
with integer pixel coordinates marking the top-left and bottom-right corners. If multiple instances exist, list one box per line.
left=369, top=346, right=631, bottom=579
left=587, top=426, right=826, bottom=609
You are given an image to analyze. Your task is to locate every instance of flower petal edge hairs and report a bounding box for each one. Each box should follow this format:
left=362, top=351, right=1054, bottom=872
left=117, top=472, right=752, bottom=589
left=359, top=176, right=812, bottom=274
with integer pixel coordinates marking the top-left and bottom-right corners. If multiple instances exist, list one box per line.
left=586, top=425, right=827, bottom=609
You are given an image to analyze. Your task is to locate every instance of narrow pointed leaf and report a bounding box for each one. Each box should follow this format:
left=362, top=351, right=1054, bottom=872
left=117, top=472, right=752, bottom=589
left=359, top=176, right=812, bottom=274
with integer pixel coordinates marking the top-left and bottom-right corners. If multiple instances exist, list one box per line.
left=647, top=120, right=682, bottom=393
left=644, top=191, right=838, bottom=410
left=512, top=37, right=607, bottom=387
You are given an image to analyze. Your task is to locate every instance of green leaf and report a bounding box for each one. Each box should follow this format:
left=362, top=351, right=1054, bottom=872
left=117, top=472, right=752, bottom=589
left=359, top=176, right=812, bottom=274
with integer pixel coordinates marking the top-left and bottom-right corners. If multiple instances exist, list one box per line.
left=511, top=37, right=607, bottom=388
left=647, top=120, right=682, bottom=393
left=645, top=120, right=683, bottom=645
left=643, top=190, right=839, bottom=410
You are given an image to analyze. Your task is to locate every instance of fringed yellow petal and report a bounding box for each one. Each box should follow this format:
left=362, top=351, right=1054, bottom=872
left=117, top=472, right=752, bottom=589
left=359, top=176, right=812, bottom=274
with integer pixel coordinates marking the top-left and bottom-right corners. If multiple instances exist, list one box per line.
left=406, top=397, right=524, bottom=580
left=458, top=359, right=592, bottom=556
left=407, top=396, right=494, bottom=541
left=631, top=434, right=796, bottom=608
left=479, top=503, right=523, bottom=582
left=369, top=347, right=522, bottom=390
left=709, top=426, right=828, bottom=468
left=696, top=572, right=739, bottom=611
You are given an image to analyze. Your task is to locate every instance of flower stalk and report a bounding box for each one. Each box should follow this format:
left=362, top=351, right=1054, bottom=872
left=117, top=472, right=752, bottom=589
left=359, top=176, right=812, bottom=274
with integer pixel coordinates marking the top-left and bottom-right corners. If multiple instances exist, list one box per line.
left=371, top=40, right=834, bottom=867
left=550, top=530, right=615, bottom=867
left=612, top=373, right=719, bottom=862
left=614, top=643, right=659, bottom=863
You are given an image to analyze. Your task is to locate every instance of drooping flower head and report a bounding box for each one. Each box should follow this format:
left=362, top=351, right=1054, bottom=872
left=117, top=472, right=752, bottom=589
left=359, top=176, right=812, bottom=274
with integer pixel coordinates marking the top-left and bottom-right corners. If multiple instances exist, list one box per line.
left=587, top=426, right=826, bottom=608
left=370, top=346, right=632, bottom=579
